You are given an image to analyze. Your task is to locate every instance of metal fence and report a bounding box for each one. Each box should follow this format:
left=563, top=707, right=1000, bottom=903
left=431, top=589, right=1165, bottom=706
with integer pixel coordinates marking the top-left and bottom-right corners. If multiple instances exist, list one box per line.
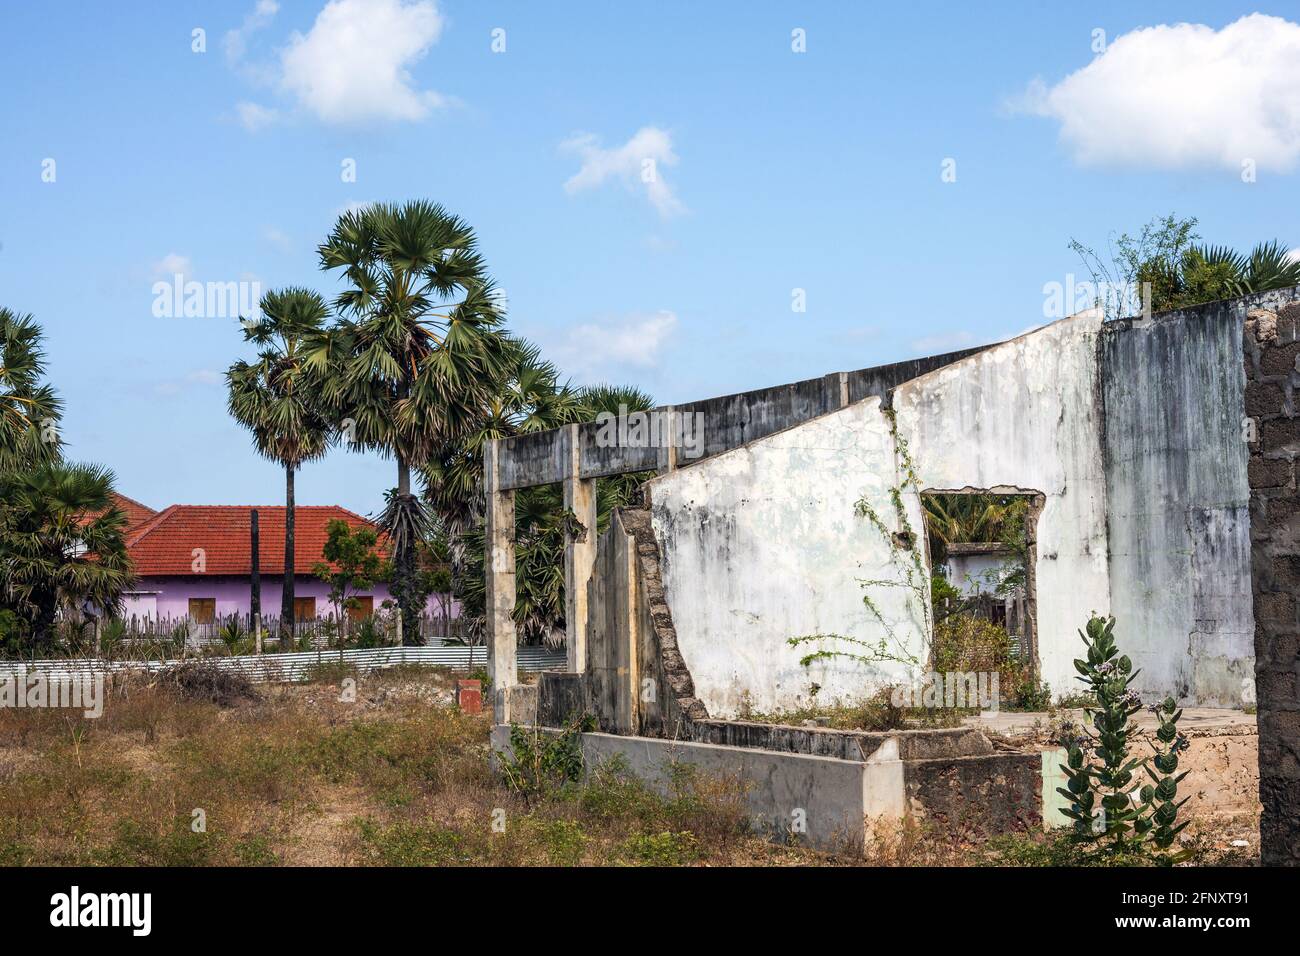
left=0, top=644, right=565, bottom=684
left=87, top=610, right=461, bottom=646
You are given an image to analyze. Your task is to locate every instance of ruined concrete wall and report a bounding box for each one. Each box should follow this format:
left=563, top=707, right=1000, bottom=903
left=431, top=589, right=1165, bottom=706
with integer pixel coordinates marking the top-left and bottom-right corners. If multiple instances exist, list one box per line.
left=646, top=399, right=928, bottom=717
left=892, top=314, right=1112, bottom=697
left=1101, top=306, right=1253, bottom=706
left=493, top=348, right=995, bottom=488
left=1244, top=298, right=1300, bottom=866
left=584, top=515, right=641, bottom=734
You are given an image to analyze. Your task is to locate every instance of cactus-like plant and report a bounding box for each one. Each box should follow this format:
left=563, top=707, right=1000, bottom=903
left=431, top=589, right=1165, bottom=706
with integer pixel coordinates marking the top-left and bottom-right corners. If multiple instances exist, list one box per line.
left=1057, top=615, right=1189, bottom=859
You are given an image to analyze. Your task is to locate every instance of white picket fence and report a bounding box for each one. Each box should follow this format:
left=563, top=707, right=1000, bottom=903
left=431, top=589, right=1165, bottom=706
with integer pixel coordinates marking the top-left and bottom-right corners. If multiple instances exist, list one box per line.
left=0, top=644, right=565, bottom=684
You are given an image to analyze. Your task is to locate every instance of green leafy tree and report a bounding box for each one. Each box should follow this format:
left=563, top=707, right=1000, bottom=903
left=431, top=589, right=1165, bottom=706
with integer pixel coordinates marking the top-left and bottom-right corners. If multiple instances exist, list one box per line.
left=0, top=308, right=63, bottom=472
left=0, top=462, right=135, bottom=652
left=1070, top=214, right=1300, bottom=318
left=227, top=288, right=334, bottom=647
left=311, top=518, right=390, bottom=641
left=313, top=200, right=510, bottom=645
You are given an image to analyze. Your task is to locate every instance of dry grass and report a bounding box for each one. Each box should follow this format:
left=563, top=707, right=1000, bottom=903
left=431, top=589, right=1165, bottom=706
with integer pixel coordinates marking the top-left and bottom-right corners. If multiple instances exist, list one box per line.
left=0, top=665, right=824, bottom=866
left=0, top=665, right=1258, bottom=866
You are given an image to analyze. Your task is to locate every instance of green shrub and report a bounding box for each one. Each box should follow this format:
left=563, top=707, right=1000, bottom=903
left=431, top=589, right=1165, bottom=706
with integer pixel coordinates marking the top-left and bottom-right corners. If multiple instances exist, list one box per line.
left=1056, top=615, right=1190, bottom=862
left=619, top=831, right=701, bottom=866
left=497, top=714, right=595, bottom=802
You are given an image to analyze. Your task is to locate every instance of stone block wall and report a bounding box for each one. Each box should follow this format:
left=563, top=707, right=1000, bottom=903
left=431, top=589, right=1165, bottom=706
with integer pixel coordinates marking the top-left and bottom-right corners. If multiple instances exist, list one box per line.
left=1245, top=303, right=1300, bottom=866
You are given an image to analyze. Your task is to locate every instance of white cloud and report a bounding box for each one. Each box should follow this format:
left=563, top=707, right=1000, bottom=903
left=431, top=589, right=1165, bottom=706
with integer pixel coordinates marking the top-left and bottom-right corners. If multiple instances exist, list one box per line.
left=547, top=310, right=678, bottom=379
left=154, top=369, right=223, bottom=397
left=910, top=330, right=976, bottom=355
left=263, top=226, right=292, bottom=251
left=1013, top=14, right=1300, bottom=172
left=235, top=101, right=278, bottom=132
left=224, top=0, right=279, bottom=65
left=562, top=127, right=686, bottom=217
left=280, top=0, right=447, bottom=124
left=336, top=199, right=376, bottom=217
left=152, top=253, right=193, bottom=278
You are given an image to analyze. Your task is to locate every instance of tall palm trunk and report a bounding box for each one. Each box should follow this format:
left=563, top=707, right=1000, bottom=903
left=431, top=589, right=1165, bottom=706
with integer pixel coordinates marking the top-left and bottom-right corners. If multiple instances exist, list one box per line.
left=393, top=455, right=421, bottom=646
left=281, top=464, right=295, bottom=649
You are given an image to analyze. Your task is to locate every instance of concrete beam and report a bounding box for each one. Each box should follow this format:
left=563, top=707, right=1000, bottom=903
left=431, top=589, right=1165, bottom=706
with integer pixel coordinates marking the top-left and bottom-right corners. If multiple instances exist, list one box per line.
left=484, top=439, right=517, bottom=722
left=562, top=425, right=597, bottom=672
left=490, top=346, right=999, bottom=492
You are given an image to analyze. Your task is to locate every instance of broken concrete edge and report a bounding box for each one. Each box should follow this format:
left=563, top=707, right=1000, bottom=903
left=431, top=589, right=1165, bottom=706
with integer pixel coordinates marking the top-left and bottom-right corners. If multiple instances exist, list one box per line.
left=686, top=718, right=995, bottom=762
left=488, top=723, right=1043, bottom=854
left=615, top=507, right=709, bottom=727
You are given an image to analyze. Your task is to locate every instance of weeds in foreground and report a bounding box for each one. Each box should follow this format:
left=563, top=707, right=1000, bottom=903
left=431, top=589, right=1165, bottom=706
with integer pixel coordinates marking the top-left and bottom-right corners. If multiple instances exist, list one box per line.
left=0, top=665, right=1249, bottom=867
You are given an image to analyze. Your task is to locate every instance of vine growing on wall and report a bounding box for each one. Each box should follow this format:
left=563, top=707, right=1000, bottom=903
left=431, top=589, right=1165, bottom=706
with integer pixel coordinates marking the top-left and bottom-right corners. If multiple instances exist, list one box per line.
left=787, top=407, right=929, bottom=670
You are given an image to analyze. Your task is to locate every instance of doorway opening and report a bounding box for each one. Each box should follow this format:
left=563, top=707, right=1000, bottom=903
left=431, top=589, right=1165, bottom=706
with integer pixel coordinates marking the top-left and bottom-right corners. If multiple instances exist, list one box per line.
left=920, top=488, right=1044, bottom=703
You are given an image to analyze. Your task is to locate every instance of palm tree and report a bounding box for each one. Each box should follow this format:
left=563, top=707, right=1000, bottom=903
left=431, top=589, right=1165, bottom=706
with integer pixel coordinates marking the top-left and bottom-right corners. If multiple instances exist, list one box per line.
left=423, top=338, right=581, bottom=571
left=0, top=308, right=62, bottom=473
left=0, top=462, right=135, bottom=651
left=227, top=288, right=333, bottom=648
left=313, top=200, right=509, bottom=645
left=922, top=493, right=1027, bottom=559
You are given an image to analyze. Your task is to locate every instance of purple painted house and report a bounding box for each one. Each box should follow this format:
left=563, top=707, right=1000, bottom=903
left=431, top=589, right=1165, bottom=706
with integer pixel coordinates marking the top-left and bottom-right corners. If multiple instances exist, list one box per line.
left=113, top=496, right=456, bottom=629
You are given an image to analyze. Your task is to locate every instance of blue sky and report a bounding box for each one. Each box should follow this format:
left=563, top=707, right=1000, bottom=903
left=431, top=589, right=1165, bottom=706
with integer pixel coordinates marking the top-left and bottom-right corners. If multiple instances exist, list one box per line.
left=2, top=1, right=1298, bottom=516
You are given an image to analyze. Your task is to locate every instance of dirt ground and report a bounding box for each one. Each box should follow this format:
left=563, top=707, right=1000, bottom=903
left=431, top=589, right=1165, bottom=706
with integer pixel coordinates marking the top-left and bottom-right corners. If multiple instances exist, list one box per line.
left=969, top=707, right=1261, bottom=858
left=0, top=668, right=1260, bottom=866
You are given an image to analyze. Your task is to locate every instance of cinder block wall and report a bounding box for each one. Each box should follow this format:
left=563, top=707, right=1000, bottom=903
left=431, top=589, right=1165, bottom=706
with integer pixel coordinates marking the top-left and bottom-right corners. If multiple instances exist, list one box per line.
left=1245, top=302, right=1300, bottom=866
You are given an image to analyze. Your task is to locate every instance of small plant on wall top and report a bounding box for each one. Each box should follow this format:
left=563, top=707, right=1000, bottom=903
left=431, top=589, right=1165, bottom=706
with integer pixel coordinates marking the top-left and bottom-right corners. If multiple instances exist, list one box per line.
left=788, top=408, right=927, bottom=670
left=1057, top=615, right=1191, bottom=862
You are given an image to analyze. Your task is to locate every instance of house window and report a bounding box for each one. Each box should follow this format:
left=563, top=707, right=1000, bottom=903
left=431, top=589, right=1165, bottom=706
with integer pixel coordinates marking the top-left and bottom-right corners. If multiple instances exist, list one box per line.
left=346, top=596, right=374, bottom=622
left=188, top=598, right=216, bottom=624
left=294, top=597, right=316, bottom=622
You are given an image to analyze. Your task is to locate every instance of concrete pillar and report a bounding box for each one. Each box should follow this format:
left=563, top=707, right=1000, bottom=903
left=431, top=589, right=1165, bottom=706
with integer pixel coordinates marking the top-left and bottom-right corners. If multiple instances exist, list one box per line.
left=484, top=439, right=517, bottom=721
left=1244, top=304, right=1300, bottom=865
left=656, top=405, right=678, bottom=475
left=563, top=425, right=597, bottom=672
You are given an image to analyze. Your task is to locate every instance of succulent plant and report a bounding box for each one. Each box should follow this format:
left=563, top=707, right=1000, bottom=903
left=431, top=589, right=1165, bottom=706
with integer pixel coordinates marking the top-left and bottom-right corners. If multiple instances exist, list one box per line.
left=1057, top=616, right=1189, bottom=859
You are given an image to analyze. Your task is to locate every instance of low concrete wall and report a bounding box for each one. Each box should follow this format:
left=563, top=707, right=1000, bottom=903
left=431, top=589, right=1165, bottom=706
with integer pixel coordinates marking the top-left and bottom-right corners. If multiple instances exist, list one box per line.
left=904, top=752, right=1043, bottom=837
left=491, top=721, right=1044, bottom=853
left=686, top=719, right=992, bottom=762
left=491, top=723, right=904, bottom=854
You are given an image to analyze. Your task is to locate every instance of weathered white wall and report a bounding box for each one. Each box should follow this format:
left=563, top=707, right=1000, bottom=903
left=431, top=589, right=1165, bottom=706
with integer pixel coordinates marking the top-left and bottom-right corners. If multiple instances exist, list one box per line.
left=647, top=399, right=928, bottom=717
left=1100, top=308, right=1253, bottom=706
left=892, top=314, right=1112, bottom=697
left=637, top=307, right=1253, bottom=710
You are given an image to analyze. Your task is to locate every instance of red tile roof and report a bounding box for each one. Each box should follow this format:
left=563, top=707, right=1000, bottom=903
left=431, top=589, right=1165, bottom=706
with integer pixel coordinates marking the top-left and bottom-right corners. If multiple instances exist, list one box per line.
left=109, top=492, right=158, bottom=532
left=125, top=505, right=383, bottom=576
left=77, top=492, right=158, bottom=533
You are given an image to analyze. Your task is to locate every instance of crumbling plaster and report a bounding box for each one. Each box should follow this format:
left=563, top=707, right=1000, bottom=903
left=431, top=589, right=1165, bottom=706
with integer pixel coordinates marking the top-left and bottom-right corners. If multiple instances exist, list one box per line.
left=647, top=398, right=928, bottom=717
left=645, top=305, right=1261, bottom=711
left=892, top=313, right=1113, bottom=698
